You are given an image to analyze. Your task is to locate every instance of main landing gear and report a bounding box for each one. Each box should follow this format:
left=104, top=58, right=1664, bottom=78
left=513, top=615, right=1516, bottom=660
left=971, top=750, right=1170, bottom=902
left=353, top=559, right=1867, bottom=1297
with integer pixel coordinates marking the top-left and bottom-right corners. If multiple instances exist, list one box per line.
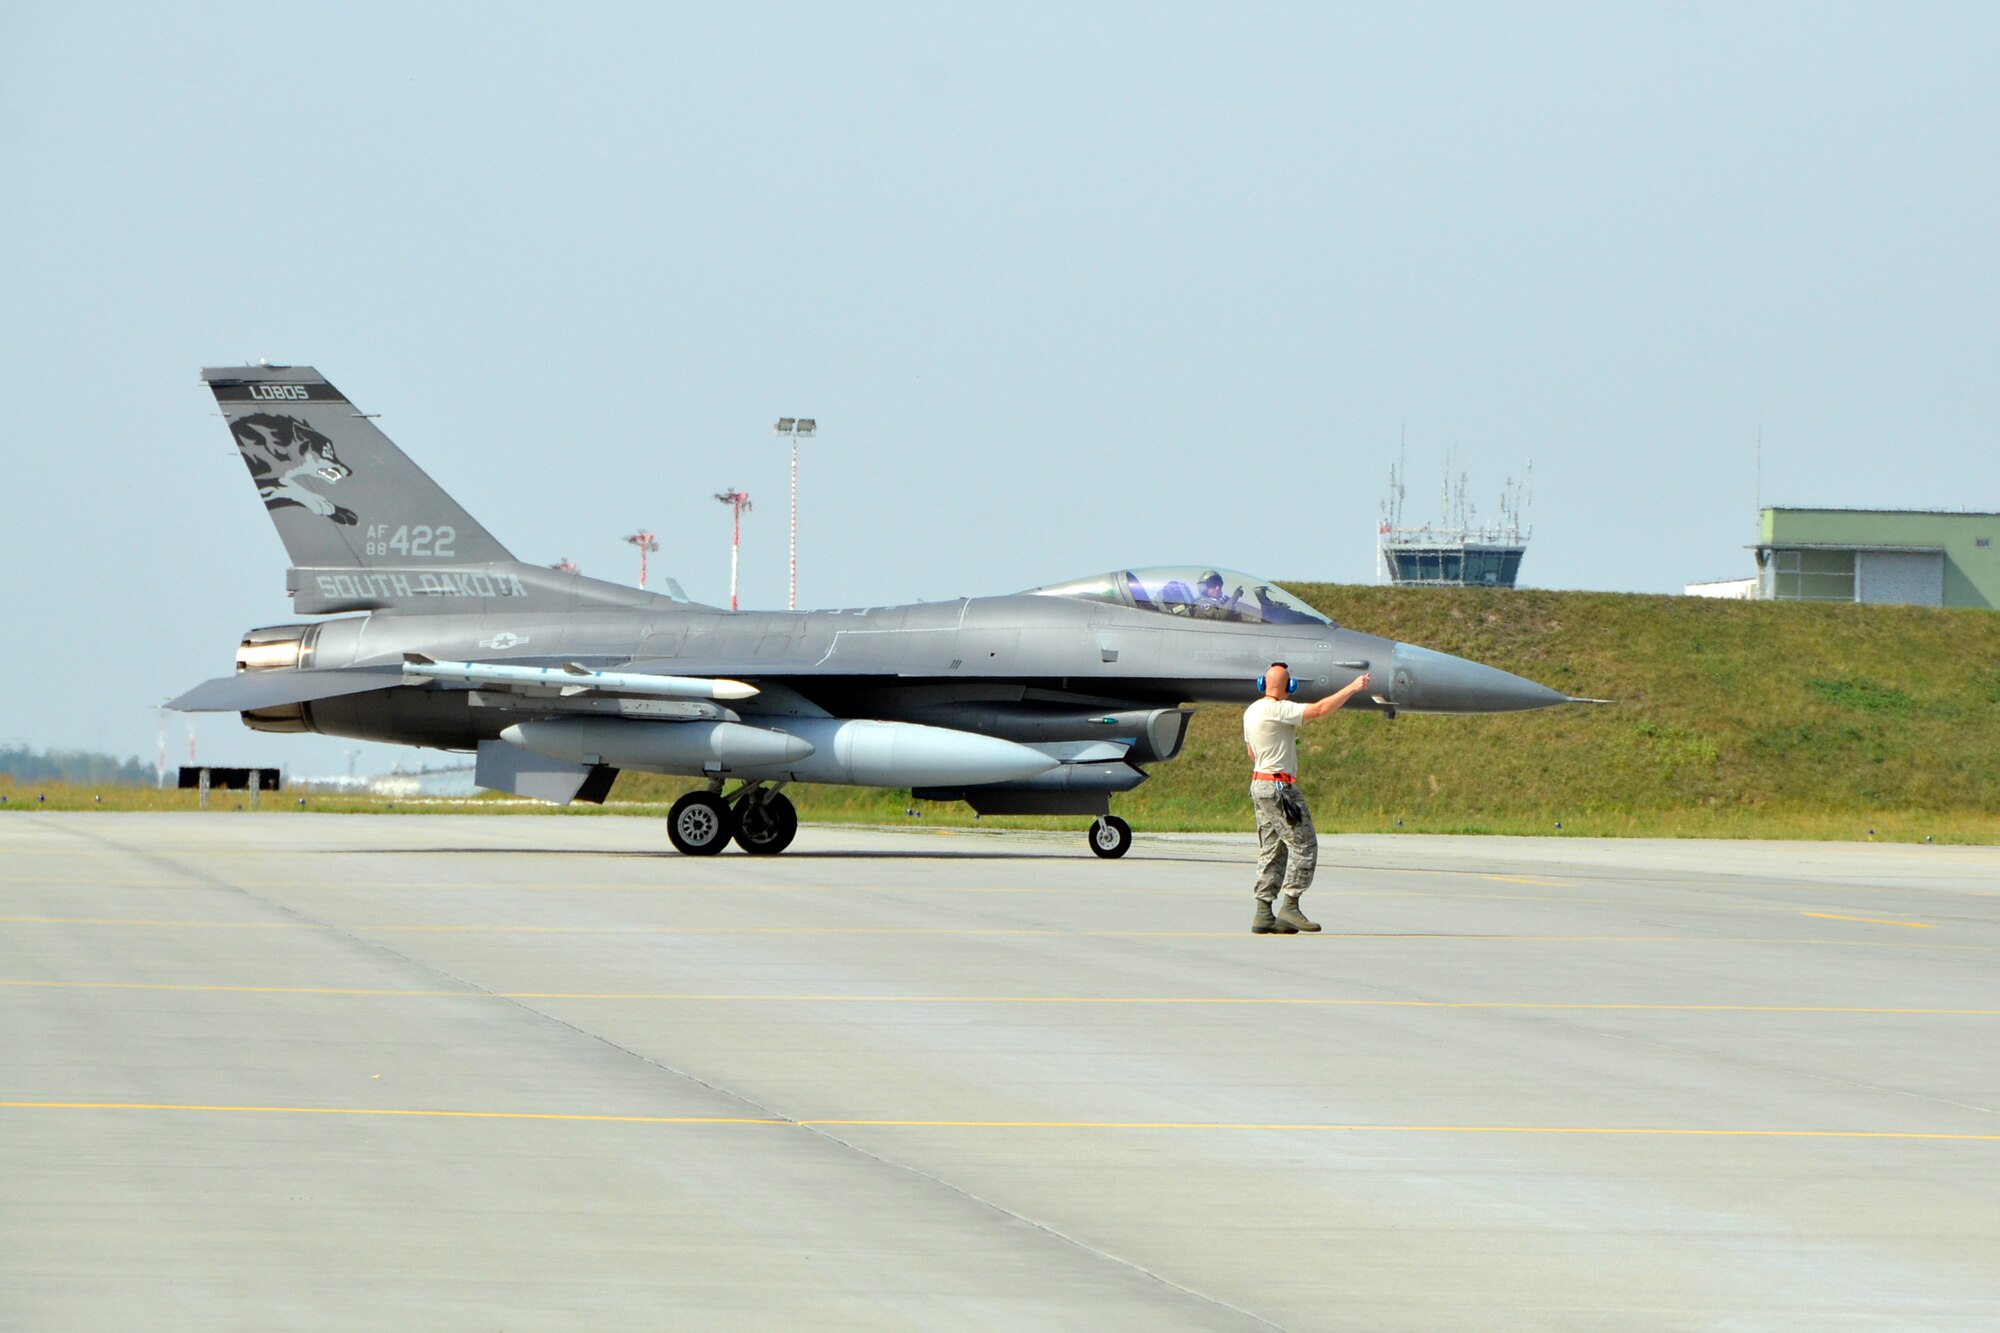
left=666, top=790, right=732, bottom=856
left=731, top=783, right=799, bottom=855
left=666, top=781, right=798, bottom=856
left=1087, top=815, right=1132, bottom=859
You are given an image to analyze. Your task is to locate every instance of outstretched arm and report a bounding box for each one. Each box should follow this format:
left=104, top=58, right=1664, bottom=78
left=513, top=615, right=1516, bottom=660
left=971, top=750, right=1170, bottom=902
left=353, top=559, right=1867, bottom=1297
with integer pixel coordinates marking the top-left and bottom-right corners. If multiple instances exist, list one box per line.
left=1301, top=673, right=1371, bottom=722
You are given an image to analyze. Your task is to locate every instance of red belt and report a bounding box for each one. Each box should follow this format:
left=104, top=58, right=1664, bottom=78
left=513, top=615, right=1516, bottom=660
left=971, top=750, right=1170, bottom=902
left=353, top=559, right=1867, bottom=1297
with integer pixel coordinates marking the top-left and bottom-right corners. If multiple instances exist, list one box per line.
left=1252, top=771, right=1295, bottom=784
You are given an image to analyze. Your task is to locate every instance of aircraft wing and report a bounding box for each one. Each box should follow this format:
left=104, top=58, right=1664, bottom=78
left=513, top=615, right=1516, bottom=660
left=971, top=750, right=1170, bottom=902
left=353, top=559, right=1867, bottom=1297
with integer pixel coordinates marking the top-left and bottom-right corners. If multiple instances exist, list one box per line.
left=168, top=668, right=404, bottom=713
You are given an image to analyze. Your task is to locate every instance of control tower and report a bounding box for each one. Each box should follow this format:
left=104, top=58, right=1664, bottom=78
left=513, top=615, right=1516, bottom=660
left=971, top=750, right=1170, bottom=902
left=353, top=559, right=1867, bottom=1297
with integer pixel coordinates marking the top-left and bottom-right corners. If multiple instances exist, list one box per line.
left=1379, top=457, right=1532, bottom=588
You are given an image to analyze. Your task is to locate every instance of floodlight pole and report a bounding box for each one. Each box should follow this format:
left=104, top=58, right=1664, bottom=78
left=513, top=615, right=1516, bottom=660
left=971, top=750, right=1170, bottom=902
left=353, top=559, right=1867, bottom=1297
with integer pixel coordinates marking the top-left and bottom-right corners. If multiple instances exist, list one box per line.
left=789, top=439, right=797, bottom=610
left=714, top=488, right=752, bottom=611
left=623, top=529, right=660, bottom=589
left=773, top=417, right=816, bottom=610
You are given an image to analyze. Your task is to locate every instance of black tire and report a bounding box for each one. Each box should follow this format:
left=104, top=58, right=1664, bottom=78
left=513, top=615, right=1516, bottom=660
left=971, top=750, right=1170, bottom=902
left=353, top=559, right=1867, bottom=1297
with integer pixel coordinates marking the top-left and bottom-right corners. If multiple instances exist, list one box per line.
left=733, top=792, right=799, bottom=855
left=1088, top=815, right=1132, bottom=859
left=667, top=792, right=735, bottom=856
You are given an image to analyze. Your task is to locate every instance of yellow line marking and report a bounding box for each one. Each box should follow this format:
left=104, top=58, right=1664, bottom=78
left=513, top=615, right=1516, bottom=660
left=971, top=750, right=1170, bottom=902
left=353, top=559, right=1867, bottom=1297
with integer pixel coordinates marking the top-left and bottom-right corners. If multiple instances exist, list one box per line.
left=1, top=1102, right=1994, bottom=1140
left=0, top=917, right=1058, bottom=935
left=0, top=980, right=461, bottom=996
left=0, top=1102, right=773, bottom=1124
left=798, top=1122, right=2000, bottom=1139
left=4, top=980, right=1996, bottom=1015
left=0, top=881, right=1224, bottom=895
left=1802, top=912, right=1935, bottom=929
left=1483, top=875, right=1574, bottom=887
left=0, top=916, right=312, bottom=929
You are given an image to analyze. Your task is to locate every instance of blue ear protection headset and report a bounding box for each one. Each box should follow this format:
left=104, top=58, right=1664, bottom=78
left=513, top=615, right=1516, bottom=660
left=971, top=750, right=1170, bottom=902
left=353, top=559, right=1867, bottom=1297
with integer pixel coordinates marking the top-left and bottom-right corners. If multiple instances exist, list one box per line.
left=1255, top=672, right=1299, bottom=694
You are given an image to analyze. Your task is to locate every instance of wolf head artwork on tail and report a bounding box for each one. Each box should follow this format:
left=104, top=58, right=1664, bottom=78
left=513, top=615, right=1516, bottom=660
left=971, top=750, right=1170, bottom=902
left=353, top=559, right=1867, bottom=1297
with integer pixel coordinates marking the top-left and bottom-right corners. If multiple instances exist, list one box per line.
left=231, top=412, right=357, bottom=525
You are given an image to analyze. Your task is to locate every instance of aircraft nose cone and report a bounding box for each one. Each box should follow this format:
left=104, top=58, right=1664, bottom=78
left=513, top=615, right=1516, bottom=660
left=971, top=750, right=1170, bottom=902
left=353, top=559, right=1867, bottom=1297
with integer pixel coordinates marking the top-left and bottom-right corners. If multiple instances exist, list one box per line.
left=1391, top=644, right=1568, bottom=714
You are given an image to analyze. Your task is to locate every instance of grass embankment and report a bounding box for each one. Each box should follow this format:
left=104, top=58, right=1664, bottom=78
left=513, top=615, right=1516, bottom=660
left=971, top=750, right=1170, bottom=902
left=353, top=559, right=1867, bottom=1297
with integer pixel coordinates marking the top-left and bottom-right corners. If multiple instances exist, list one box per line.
left=1152, top=584, right=1997, bottom=842
left=7, top=588, right=1995, bottom=841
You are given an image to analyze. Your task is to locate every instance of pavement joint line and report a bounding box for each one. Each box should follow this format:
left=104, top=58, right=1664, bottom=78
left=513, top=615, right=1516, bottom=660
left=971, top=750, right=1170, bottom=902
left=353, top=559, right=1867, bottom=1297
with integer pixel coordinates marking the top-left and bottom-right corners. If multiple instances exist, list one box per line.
left=2, top=1103, right=1997, bottom=1140
left=1801, top=911, right=1935, bottom=929
left=0, top=876, right=1840, bottom=908
left=17, top=882, right=1884, bottom=913
left=5, top=981, right=1999, bottom=1015
left=5, top=916, right=1996, bottom=949
left=5, top=873, right=1959, bottom=901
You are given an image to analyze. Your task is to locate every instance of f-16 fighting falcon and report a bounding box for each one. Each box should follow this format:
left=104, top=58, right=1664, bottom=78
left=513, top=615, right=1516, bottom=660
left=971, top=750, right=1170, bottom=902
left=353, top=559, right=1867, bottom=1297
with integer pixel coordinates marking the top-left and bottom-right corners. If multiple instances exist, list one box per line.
left=171, top=366, right=1597, bottom=858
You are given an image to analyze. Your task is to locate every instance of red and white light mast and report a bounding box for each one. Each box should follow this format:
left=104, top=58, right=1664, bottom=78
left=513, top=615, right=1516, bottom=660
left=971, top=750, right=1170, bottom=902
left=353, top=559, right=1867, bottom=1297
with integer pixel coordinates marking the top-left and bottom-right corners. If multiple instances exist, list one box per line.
left=773, top=417, right=817, bottom=610
left=714, top=488, right=752, bottom=611
left=623, top=529, right=659, bottom=590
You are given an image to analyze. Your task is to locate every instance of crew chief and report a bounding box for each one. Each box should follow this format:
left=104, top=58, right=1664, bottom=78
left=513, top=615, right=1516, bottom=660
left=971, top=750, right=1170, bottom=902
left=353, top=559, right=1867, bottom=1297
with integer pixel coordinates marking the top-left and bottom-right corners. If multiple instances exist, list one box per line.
left=1243, top=663, right=1371, bottom=934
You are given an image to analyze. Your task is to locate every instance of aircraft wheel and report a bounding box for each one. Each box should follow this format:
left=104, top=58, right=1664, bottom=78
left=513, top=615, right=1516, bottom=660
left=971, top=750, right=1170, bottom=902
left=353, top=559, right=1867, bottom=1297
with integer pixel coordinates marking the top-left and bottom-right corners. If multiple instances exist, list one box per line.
left=733, top=792, right=799, bottom=855
left=668, top=792, right=735, bottom=856
left=1088, top=815, right=1132, bottom=859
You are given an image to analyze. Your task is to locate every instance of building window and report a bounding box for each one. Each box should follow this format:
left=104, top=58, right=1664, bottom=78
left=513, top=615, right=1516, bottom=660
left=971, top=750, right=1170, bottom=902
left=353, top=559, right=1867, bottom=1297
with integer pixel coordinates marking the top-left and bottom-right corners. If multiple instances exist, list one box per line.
left=1979, top=537, right=1993, bottom=549
left=1771, top=549, right=1856, bottom=601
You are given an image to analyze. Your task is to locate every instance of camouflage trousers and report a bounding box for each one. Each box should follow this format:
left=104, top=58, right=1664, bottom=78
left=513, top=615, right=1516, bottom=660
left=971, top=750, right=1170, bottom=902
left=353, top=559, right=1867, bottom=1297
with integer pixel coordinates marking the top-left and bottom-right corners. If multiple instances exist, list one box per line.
left=1250, top=780, right=1318, bottom=902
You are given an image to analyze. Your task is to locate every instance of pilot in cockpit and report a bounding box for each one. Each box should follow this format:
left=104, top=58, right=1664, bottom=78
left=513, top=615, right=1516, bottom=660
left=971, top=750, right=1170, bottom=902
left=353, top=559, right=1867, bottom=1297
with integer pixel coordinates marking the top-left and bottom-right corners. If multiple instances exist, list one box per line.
left=1191, top=570, right=1244, bottom=621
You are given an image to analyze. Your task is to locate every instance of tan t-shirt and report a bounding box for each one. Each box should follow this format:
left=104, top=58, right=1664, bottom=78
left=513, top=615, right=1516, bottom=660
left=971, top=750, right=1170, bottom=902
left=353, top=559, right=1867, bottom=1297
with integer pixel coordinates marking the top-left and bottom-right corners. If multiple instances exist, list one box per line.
left=1244, top=697, right=1308, bottom=776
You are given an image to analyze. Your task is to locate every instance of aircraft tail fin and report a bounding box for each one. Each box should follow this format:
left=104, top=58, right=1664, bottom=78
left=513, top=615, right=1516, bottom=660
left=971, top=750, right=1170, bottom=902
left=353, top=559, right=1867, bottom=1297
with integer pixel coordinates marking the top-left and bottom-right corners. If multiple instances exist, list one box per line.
left=204, top=365, right=674, bottom=616
left=205, top=365, right=513, bottom=569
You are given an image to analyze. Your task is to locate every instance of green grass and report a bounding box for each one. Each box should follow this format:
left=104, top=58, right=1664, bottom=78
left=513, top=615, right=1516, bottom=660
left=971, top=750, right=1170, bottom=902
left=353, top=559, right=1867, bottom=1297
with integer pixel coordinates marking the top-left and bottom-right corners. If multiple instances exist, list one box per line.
left=8, top=588, right=1997, bottom=842
left=1159, top=583, right=2000, bottom=843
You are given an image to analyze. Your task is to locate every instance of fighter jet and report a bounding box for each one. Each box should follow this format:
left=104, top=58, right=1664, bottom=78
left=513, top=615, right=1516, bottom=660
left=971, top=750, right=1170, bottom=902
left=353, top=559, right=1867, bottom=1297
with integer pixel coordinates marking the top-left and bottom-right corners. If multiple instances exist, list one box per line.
left=171, top=365, right=1593, bottom=858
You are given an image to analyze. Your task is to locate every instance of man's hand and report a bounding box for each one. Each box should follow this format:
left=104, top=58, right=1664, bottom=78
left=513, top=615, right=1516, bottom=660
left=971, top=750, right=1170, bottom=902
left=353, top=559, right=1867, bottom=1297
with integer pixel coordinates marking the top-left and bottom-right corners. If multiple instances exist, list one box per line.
left=1301, top=672, right=1371, bottom=721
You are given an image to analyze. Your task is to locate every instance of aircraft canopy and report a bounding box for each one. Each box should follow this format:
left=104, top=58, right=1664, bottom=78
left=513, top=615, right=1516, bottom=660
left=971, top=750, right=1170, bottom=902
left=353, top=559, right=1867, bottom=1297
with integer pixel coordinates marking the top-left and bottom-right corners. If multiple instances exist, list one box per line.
left=1026, top=567, right=1333, bottom=626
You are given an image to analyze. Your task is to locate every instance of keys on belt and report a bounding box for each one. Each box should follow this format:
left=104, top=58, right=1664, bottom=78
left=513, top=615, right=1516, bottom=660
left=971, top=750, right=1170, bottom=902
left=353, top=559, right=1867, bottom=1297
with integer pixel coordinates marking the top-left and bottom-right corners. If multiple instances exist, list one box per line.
left=1252, top=771, right=1295, bottom=784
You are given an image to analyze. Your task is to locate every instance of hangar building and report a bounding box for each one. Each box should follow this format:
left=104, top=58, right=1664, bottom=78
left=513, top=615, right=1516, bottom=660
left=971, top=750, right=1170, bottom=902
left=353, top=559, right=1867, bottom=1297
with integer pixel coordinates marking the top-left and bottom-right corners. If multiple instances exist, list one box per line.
left=1753, top=508, right=1998, bottom=609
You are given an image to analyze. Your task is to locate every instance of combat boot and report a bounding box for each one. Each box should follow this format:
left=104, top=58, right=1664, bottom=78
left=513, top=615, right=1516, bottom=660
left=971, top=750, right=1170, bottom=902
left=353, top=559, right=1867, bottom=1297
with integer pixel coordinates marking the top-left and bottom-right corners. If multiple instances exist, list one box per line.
left=1274, top=896, right=1321, bottom=933
left=1252, top=900, right=1297, bottom=934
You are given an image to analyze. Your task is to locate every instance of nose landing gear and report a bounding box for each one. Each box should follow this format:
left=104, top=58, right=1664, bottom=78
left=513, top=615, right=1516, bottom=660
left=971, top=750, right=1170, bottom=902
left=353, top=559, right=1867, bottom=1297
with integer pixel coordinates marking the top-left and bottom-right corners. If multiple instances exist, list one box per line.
left=1087, top=814, right=1132, bottom=859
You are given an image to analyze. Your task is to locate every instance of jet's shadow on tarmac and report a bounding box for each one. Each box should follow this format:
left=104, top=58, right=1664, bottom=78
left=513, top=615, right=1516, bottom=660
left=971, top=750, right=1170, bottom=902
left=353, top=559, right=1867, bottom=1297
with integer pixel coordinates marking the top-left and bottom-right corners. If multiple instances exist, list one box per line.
left=305, top=847, right=1184, bottom=862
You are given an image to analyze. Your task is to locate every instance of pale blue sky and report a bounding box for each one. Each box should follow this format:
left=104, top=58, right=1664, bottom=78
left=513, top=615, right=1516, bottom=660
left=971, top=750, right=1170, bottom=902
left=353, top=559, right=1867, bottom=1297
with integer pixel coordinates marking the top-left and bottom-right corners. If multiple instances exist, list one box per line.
left=3, top=3, right=1995, bottom=772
